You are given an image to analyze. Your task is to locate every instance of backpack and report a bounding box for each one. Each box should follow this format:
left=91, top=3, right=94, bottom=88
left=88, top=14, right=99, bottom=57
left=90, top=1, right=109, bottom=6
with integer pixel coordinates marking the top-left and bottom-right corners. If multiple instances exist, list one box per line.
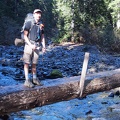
left=15, top=13, right=44, bottom=46
left=21, top=13, right=35, bottom=40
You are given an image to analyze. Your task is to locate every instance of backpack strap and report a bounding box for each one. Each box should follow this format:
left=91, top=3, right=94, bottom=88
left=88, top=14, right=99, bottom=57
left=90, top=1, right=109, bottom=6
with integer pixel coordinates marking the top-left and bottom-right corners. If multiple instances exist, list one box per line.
left=35, top=22, right=44, bottom=42
left=28, top=20, right=35, bottom=39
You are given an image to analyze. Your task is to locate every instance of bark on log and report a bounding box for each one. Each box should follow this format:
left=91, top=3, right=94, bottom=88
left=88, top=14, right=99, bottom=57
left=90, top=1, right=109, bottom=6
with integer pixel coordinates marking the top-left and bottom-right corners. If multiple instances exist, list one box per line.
left=0, top=69, right=120, bottom=115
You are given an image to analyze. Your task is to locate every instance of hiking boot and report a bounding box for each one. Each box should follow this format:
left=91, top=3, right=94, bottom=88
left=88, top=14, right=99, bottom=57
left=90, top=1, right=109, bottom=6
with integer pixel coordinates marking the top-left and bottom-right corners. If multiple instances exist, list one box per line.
left=33, top=78, right=42, bottom=86
left=24, top=80, right=34, bottom=88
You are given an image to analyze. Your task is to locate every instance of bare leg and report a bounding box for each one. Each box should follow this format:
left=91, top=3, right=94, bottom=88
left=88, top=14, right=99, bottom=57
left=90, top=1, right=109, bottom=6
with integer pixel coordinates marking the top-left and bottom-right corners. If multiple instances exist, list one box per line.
left=24, top=63, right=34, bottom=88
left=24, top=63, right=29, bottom=80
left=32, top=64, right=37, bottom=75
left=32, top=64, right=41, bottom=85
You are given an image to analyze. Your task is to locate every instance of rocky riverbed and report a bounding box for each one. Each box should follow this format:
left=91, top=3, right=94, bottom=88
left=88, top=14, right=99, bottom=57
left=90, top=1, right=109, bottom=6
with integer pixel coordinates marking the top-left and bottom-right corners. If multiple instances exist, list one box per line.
left=1, top=42, right=120, bottom=81
left=0, top=42, right=120, bottom=120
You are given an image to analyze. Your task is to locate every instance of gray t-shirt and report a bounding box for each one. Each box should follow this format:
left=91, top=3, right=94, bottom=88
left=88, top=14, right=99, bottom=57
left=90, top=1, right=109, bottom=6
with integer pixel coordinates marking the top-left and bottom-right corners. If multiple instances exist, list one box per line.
left=24, top=20, right=44, bottom=41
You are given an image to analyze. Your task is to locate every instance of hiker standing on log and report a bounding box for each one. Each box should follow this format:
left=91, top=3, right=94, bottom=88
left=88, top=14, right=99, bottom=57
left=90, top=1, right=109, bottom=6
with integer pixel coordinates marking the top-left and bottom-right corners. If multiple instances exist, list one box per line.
left=23, top=9, right=46, bottom=87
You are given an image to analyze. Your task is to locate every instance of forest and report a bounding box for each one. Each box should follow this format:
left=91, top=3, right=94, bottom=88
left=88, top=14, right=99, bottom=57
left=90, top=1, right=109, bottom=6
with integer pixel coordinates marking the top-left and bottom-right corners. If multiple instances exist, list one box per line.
left=0, top=0, right=120, bottom=52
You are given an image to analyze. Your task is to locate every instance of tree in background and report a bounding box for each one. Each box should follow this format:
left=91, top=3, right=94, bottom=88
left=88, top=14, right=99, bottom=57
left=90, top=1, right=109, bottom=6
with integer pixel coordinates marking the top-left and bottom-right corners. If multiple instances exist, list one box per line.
left=52, top=0, right=113, bottom=46
left=108, top=0, right=120, bottom=28
left=0, top=0, right=120, bottom=52
left=108, top=0, right=120, bottom=52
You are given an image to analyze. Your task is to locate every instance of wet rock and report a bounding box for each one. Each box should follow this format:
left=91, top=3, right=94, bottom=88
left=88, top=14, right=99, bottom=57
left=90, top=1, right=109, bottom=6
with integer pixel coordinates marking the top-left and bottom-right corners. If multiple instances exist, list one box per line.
left=112, top=108, right=120, bottom=112
left=107, top=107, right=113, bottom=112
left=0, top=115, right=9, bottom=120
left=115, top=91, right=120, bottom=96
left=85, top=110, right=93, bottom=115
left=108, top=92, right=114, bottom=98
left=109, top=87, right=120, bottom=97
left=1, top=43, right=120, bottom=82
left=101, top=101, right=108, bottom=104
left=14, top=74, right=25, bottom=80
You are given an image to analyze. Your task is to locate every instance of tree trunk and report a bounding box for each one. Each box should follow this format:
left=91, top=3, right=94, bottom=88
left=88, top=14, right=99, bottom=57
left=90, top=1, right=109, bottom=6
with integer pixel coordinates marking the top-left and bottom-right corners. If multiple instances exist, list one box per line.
left=0, top=69, right=120, bottom=115
left=71, top=0, right=75, bottom=42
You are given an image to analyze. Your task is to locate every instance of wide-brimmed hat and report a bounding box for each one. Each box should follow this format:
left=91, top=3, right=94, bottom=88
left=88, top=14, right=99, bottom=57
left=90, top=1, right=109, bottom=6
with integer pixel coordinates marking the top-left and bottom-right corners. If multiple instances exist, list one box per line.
left=33, top=9, right=42, bottom=14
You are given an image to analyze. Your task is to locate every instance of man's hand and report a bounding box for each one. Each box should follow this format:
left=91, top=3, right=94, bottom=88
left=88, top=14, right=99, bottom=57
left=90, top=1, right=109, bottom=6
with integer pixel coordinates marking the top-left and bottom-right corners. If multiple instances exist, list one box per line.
left=30, top=44, right=37, bottom=50
left=42, top=47, right=46, bottom=53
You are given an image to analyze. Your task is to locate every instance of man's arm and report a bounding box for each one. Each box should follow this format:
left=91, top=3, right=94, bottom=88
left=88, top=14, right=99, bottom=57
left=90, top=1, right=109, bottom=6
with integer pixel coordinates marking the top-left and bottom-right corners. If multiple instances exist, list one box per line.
left=24, top=30, right=36, bottom=50
left=41, top=34, right=46, bottom=52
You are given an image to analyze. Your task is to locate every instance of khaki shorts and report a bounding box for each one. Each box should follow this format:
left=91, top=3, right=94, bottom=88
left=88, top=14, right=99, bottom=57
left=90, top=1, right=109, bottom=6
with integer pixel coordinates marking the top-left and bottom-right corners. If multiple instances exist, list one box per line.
left=23, top=44, right=39, bottom=64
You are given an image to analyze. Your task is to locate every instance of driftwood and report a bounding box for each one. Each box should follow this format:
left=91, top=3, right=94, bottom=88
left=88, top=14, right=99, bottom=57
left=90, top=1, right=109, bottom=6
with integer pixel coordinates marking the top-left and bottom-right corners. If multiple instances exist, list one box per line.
left=0, top=69, right=120, bottom=115
left=78, top=52, right=89, bottom=97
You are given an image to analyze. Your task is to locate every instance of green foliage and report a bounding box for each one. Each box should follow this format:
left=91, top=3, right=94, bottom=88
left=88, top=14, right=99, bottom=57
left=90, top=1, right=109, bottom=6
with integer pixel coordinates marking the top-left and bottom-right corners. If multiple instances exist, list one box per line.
left=52, top=0, right=72, bottom=39
left=108, top=0, right=120, bottom=24
left=51, top=0, right=114, bottom=45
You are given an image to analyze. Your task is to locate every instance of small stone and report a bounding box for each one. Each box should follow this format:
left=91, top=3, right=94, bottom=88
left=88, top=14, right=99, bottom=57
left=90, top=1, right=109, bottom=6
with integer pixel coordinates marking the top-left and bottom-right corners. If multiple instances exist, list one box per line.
left=108, top=92, right=114, bottom=97
left=115, top=90, right=120, bottom=96
left=101, top=101, right=108, bottom=104
left=85, top=110, right=92, bottom=115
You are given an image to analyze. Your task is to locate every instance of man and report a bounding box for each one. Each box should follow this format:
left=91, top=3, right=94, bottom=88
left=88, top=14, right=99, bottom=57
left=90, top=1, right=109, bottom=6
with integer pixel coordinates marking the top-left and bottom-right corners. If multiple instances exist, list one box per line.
left=23, top=9, right=46, bottom=87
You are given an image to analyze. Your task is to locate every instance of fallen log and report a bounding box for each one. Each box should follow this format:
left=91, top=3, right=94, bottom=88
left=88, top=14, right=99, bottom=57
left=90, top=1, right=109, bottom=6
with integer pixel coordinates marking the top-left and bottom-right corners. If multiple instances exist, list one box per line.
left=0, top=69, right=120, bottom=115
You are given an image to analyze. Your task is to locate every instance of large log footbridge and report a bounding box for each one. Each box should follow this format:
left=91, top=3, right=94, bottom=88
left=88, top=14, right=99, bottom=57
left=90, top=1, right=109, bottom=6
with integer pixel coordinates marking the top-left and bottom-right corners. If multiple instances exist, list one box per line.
left=0, top=69, right=120, bottom=115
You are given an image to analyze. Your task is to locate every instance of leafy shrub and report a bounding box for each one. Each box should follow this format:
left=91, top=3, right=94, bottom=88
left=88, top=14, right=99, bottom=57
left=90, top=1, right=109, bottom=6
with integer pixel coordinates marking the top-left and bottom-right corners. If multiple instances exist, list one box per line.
left=49, top=69, right=63, bottom=79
